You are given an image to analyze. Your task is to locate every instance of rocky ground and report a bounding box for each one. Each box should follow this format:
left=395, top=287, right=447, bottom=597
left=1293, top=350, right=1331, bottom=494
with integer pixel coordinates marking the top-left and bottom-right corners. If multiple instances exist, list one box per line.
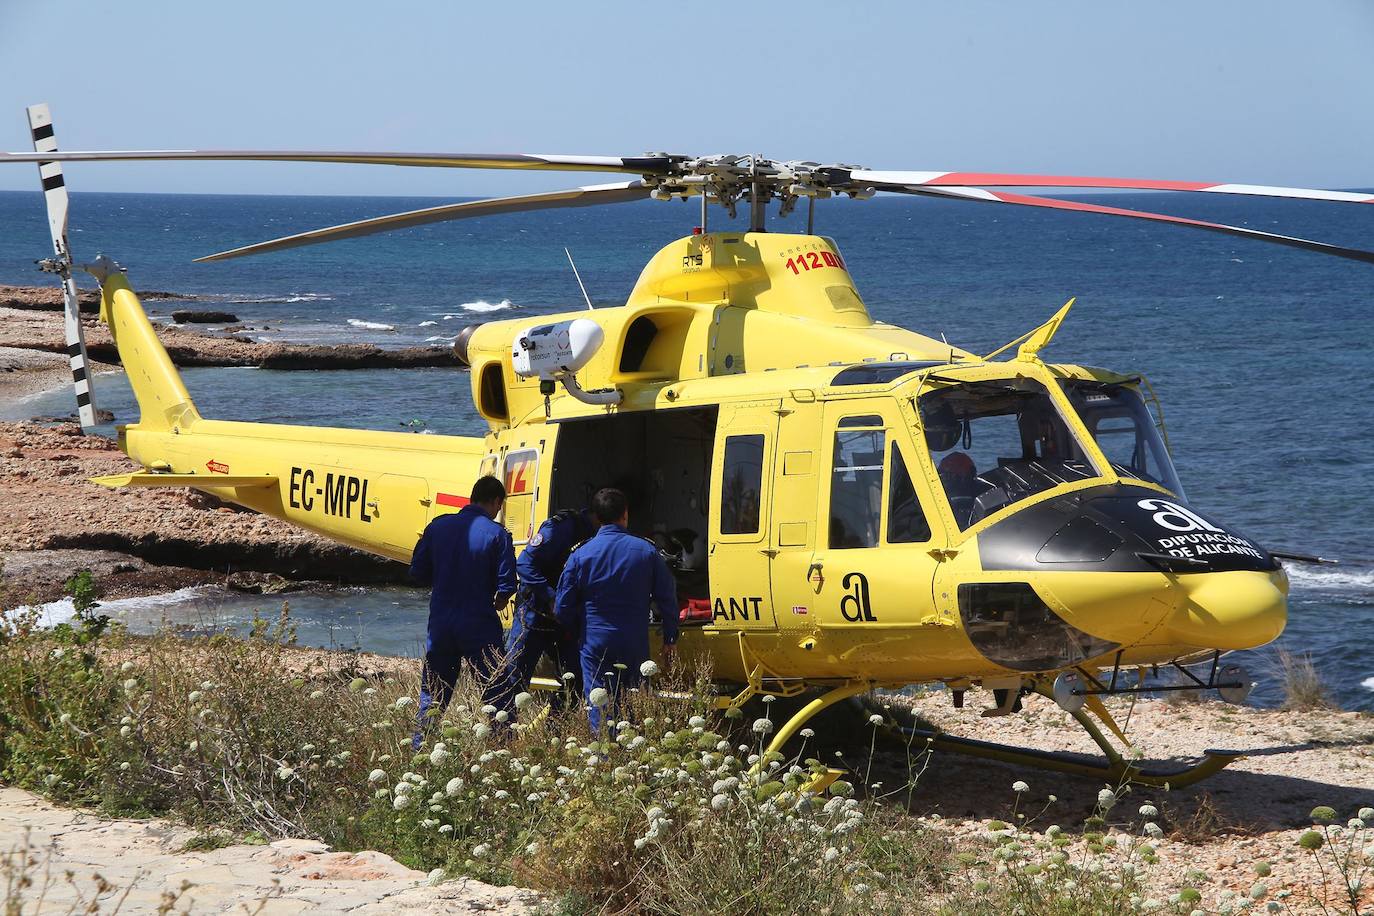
left=0, top=786, right=541, bottom=914
left=0, top=420, right=407, bottom=609
left=883, top=691, right=1374, bottom=911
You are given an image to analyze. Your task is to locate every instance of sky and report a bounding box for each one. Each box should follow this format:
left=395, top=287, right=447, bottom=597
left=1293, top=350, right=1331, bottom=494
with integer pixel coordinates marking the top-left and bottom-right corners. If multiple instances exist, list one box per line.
left=1, top=0, right=1372, bottom=198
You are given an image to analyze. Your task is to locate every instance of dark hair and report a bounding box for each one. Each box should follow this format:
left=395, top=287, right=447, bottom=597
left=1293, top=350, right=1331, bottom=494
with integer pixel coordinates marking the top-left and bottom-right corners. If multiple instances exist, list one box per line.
left=470, top=475, right=506, bottom=505
left=591, top=487, right=628, bottom=525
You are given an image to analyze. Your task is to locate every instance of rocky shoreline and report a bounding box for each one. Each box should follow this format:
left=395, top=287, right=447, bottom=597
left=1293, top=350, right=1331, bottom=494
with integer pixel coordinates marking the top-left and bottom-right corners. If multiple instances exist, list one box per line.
left=0, top=283, right=464, bottom=404
left=0, top=283, right=464, bottom=605
left=0, top=420, right=411, bottom=610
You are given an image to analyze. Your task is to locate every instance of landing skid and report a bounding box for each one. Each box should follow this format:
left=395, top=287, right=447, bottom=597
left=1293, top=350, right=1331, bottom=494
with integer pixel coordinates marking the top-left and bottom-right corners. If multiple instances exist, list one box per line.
left=759, top=684, right=1244, bottom=789
left=891, top=718, right=1243, bottom=789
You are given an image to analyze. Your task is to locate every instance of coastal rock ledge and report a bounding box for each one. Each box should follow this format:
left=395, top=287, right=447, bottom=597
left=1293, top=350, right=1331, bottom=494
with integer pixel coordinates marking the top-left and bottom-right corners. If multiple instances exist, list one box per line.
left=0, top=421, right=409, bottom=609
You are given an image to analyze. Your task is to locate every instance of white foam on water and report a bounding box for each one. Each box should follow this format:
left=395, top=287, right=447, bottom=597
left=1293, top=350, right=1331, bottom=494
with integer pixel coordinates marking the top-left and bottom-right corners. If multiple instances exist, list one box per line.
left=1362, top=676, right=1374, bottom=693
left=1284, top=563, right=1374, bottom=592
left=458, top=299, right=513, bottom=313
left=220, top=293, right=336, bottom=305
left=347, top=319, right=396, bottom=331
left=6, top=586, right=218, bottom=629
left=424, top=335, right=457, bottom=343
left=418, top=320, right=438, bottom=327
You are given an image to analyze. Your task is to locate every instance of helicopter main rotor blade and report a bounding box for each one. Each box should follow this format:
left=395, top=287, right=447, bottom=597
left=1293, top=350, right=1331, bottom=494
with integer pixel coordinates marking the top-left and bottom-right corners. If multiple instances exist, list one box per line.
left=881, top=185, right=1374, bottom=265
left=847, top=170, right=1374, bottom=205
left=0, top=149, right=678, bottom=175
left=195, top=181, right=653, bottom=262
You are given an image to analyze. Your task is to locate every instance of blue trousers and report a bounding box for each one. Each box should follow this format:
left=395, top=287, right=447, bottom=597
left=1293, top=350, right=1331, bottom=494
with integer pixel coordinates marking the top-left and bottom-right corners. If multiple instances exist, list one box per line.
left=581, top=638, right=647, bottom=733
left=414, top=632, right=511, bottom=749
left=504, top=605, right=583, bottom=710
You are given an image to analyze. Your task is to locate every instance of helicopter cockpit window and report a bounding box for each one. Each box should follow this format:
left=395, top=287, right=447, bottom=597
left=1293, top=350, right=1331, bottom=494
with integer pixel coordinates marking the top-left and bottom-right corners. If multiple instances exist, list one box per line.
left=1062, top=381, right=1185, bottom=498
left=919, top=380, right=1097, bottom=529
left=887, top=443, right=932, bottom=543
left=830, top=421, right=886, bottom=549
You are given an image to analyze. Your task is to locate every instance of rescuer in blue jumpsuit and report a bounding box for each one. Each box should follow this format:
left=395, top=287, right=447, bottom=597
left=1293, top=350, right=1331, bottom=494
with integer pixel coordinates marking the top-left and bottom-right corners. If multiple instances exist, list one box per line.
left=409, top=475, right=517, bottom=748
left=504, top=507, right=597, bottom=708
left=554, top=487, right=678, bottom=732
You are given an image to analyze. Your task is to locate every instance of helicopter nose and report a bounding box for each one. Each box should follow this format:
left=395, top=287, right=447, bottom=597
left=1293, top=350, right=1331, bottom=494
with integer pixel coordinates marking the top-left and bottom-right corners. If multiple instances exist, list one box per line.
left=1163, top=570, right=1288, bottom=650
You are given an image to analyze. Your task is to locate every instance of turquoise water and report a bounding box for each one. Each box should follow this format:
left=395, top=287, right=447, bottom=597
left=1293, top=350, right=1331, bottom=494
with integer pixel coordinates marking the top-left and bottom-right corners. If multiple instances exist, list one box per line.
left=2, top=189, right=1371, bottom=708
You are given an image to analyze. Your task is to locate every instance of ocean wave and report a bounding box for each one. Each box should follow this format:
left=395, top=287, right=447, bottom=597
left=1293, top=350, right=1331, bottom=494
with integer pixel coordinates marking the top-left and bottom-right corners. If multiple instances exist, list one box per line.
left=1284, top=563, right=1374, bottom=592
left=458, top=299, right=513, bottom=313
left=418, top=320, right=438, bottom=327
left=216, top=293, right=336, bottom=305
left=6, top=586, right=219, bottom=629
left=347, top=319, right=396, bottom=331
left=425, top=335, right=457, bottom=343
left=1363, top=676, right=1374, bottom=693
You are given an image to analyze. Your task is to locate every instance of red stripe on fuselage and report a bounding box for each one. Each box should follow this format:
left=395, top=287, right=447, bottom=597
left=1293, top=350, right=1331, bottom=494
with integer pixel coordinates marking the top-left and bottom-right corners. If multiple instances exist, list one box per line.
left=436, top=492, right=470, bottom=508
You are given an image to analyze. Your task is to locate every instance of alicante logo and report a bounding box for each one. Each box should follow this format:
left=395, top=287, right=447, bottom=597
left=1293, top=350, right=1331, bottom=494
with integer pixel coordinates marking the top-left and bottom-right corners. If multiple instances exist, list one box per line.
left=1136, top=498, right=1223, bottom=534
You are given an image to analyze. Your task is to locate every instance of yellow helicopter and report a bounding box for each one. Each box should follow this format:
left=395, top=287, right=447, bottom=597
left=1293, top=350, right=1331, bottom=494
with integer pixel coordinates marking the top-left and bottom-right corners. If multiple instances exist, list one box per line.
left=8, top=103, right=1371, bottom=787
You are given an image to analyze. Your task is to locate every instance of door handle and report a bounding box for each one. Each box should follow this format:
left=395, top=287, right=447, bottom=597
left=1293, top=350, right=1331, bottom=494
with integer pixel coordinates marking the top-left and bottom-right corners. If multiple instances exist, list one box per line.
left=806, top=561, right=824, bottom=593
left=759, top=548, right=779, bottom=558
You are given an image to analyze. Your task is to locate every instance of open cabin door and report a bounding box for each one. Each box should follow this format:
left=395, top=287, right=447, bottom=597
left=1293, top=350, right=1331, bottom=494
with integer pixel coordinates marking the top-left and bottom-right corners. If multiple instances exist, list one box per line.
left=708, top=400, right=780, bottom=630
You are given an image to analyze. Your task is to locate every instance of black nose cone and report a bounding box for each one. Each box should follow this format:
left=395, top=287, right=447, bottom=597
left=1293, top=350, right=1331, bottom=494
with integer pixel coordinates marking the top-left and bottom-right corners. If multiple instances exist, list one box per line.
left=978, top=484, right=1277, bottom=573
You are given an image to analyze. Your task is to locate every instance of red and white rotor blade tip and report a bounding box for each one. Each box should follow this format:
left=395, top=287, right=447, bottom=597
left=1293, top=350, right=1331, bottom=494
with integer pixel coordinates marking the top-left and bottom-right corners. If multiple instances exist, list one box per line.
left=196, top=181, right=652, bottom=262
left=896, top=186, right=1374, bottom=264
left=850, top=170, right=1374, bottom=205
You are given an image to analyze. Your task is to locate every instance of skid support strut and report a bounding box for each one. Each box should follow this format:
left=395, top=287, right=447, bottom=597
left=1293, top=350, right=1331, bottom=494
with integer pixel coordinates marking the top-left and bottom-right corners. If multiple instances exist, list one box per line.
left=763, top=681, right=871, bottom=759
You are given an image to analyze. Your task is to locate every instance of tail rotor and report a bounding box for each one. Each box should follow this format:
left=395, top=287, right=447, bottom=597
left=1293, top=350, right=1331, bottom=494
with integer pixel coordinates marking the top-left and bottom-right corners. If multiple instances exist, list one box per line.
left=27, top=103, right=97, bottom=430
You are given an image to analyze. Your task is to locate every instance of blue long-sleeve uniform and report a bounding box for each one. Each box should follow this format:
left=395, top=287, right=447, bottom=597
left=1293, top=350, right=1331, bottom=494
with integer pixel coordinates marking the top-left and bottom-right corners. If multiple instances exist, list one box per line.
left=409, top=504, right=517, bottom=745
left=554, top=523, right=678, bottom=729
left=503, top=510, right=595, bottom=700
left=516, top=510, right=595, bottom=614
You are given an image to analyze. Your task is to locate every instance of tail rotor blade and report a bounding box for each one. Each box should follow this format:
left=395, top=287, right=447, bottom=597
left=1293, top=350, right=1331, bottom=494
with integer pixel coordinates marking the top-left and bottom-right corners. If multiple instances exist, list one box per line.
left=882, top=185, right=1374, bottom=265
left=27, top=103, right=97, bottom=429
left=195, top=181, right=652, bottom=262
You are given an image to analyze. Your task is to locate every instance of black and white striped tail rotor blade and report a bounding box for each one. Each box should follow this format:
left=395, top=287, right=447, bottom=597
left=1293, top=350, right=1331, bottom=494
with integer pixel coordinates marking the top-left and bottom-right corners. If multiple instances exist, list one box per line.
left=880, top=184, right=1374, bottom=265
left=195, top=181, right=653, bottom=262
left=27, top=104, right=97, bottom=429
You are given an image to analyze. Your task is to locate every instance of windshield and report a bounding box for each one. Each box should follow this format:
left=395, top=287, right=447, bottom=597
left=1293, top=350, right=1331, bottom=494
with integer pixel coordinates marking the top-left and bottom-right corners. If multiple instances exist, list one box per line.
left=918, top=379, right=1098, bottom=529
left=1063, top=380, right=1184, bottom=498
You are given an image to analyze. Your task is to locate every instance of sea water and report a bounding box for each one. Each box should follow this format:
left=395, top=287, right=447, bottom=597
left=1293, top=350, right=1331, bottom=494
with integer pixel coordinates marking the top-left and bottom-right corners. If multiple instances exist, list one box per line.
left=1, top=189, right=1370, bottom=709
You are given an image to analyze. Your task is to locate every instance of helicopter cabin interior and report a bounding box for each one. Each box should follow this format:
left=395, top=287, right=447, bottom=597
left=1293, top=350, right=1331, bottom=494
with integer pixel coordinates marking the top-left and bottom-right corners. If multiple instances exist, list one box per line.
left=547, top=405, right=718, bottom=614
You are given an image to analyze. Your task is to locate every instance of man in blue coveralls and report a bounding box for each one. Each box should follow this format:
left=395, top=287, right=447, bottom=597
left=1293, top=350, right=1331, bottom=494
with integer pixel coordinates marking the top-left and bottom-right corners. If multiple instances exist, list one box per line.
left=409, top=475, right=516, bottom=748
left=555, top=487, right=678, bottom=731
left=503, top=506, right=597, bottom=708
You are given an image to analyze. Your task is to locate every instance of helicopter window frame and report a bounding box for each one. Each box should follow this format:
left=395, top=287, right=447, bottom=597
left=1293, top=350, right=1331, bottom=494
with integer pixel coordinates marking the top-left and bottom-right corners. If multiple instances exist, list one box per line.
left=1061, top=380, right=1185, bottom=498
left=719, top=433, right=766, bottom=537
left=886, top=440, right=933, bottom=545
left=915, top=378, right=1105, bottom=531
left=827, top=417, right=888, bottom=550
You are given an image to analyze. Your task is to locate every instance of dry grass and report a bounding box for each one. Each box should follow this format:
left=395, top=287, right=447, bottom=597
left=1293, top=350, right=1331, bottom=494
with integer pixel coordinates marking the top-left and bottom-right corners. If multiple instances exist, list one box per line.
left=1274, top=648, right=1337, bottom=712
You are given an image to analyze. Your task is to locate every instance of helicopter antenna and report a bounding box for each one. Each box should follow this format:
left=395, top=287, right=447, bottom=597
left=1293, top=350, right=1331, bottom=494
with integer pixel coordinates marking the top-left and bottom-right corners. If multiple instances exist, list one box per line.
left=564, top=247, right=594, bottom=310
